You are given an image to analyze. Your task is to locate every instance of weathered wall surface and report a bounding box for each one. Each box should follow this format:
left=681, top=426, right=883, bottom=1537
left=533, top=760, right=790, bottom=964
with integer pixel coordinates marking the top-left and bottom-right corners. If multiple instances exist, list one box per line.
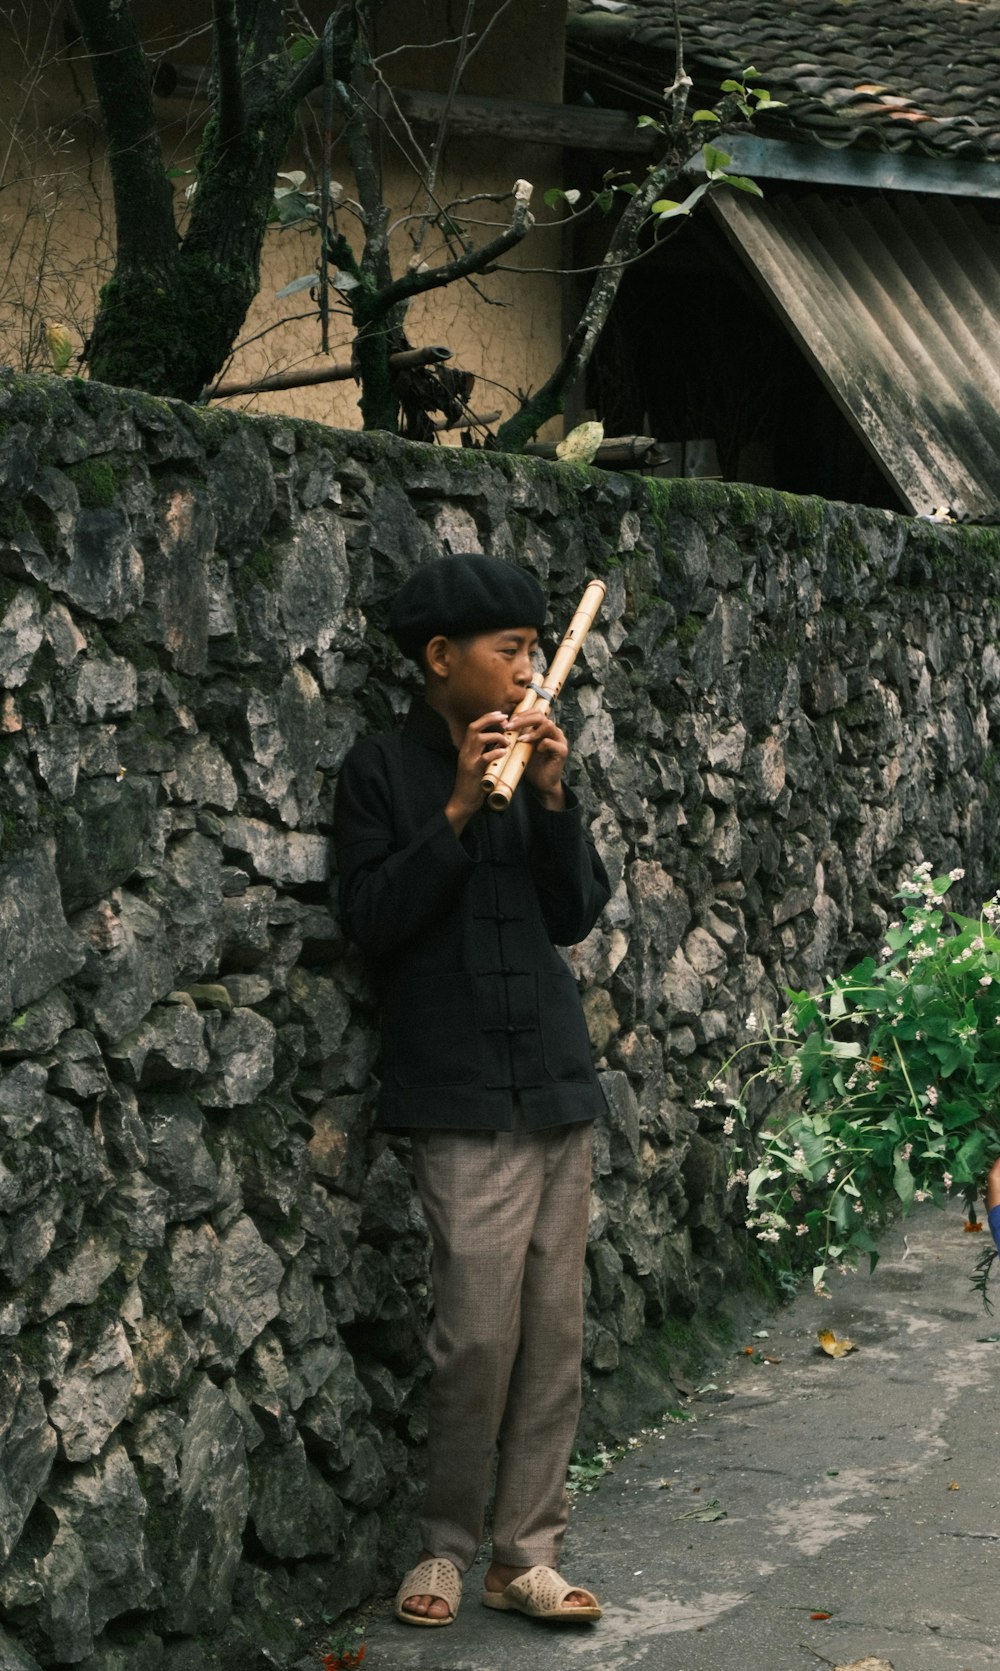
left=1, top=375, right=999, bottom=1669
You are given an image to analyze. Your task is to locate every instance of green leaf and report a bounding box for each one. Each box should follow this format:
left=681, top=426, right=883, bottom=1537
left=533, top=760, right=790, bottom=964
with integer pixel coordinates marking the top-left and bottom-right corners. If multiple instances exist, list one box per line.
left=720, top=79, right=744, bottom=94
left=287, top=34, right=316, bottom=63
left=592, top=188, right=615, bottom=214
left=692, top=109, right=721, bottom=123
left=721, top=174, right=765, bottom=197
left=544, top=187, right=581, bottom=209
left=893, top=1152, right=915, bottom=1208
left=651, top=198, right=685, bottom=217
left=636, top=114, right=663, bottom=129
left=702, top=143, right=732, bottom=175
left=746, top=1165, right=771, bottom=1208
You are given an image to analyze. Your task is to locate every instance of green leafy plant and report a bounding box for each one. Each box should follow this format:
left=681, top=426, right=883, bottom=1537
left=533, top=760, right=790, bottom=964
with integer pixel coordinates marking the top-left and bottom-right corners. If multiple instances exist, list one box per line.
left=711, top=867, right=1000, bottom=1301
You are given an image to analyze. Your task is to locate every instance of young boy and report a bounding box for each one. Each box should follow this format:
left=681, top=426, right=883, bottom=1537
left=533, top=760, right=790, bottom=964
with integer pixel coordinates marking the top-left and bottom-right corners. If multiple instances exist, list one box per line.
left=333, top=553, right=610, bottom=1627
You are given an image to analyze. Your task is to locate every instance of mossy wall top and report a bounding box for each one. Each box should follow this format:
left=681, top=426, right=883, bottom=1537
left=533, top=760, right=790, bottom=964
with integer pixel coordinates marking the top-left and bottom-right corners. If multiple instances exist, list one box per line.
left=0, top=373, right=999, bottom=1669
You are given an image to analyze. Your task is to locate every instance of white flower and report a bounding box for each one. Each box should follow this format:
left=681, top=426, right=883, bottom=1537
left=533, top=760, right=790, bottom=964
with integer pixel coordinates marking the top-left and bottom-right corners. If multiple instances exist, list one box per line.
left=981, top=975, right=993, bottom=987
left=757, top=1229, right=781, bottom=1243
left=914, top=1188, right=929, bottom=1202
left=853, top=1201, right=864, bottom=1214
left=796, top=1223, right=808, bottom=1236
left=950, top=867, right=965, bottom=880
left=826, top=1168, right=837, bottom=1184
left=943, top=1171, right=953, bottom=1191
left=746, top=1012, right=757, bottom=1032
left=925, top=1085, right=938, bottom=1105
left=722, top=1114, right=736, bottom=1136
left=901, top=1143, right=912, bottom=1160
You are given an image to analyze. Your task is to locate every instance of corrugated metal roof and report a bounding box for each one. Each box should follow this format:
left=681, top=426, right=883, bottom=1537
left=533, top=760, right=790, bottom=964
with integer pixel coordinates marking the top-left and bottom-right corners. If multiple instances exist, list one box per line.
left=709, top=190, right=1000, bottom=517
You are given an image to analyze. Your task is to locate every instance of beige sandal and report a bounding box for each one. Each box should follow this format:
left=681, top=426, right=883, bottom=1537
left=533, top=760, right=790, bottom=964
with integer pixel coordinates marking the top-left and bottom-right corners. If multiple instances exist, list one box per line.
left=481, top=1564, right=602, bottom=1622
left=394, top=1556, right=462, bottom=1627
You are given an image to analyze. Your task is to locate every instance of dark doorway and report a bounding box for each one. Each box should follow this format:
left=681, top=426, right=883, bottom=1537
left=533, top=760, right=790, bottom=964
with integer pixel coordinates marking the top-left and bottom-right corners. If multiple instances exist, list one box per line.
left=584, top=207, right=907, bottom=512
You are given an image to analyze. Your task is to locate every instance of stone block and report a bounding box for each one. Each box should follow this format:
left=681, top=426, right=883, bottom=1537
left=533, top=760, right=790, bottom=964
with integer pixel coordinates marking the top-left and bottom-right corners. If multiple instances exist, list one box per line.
left=158, top=1376, right=248, bottom=1633
left=199, top=1216, right=283, bottom=1366
left=0, top=1365, right=57, bottom=1562
left=222, top=817, right=329, bottom=887
left=49, top=1320, right=136, bottom=1463
left=0, top=587, right=43, bottom=687
left=249, top=1432, right=345, bottom=1558
left=0, top=844, right=85, bottom=1021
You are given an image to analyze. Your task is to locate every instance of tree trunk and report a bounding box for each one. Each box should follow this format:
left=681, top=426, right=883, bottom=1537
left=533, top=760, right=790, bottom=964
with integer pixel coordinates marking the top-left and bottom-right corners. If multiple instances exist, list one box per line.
left=78, top=0, right=359, bottom=401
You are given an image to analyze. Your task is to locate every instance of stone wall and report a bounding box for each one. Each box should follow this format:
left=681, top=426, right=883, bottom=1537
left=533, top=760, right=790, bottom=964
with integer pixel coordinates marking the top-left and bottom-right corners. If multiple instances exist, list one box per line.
left=1, top=375, right=998, bottom=1670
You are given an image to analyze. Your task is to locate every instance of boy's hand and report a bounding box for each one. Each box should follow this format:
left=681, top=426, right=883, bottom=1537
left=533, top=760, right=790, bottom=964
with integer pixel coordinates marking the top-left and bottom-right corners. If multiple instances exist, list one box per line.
left=507, top=709, right=568, bottom=810
left=445, top=711, right=510, bottom=833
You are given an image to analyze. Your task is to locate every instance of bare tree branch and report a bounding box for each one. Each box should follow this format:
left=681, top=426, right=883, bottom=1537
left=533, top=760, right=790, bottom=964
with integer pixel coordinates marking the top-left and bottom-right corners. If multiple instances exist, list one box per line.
left=366, top=181, right=534, bottom=320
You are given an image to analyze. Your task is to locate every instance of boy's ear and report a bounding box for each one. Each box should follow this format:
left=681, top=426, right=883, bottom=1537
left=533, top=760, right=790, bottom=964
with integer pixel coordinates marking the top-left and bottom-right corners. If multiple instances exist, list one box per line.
left=424, top=634, right=453, bottom=679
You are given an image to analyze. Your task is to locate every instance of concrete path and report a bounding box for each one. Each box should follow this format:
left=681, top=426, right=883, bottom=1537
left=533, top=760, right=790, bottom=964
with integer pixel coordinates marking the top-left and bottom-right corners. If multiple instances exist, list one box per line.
left=362, top=1203, right=1000, bottom=1671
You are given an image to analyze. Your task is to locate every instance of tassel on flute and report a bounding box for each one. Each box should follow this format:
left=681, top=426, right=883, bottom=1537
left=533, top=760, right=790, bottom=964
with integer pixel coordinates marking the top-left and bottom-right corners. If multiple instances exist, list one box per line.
left=482, top=577, right=607, bottom=812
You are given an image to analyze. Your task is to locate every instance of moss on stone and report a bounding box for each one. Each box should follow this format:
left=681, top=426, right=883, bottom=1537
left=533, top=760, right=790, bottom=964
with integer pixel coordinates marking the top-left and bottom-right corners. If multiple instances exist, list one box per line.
left=65, top=456, right=127, bottom=510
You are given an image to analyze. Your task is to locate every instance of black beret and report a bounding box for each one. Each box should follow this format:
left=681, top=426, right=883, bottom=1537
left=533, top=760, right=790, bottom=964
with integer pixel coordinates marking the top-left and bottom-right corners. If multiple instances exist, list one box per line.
left=389, top=554, right=546, bottom=657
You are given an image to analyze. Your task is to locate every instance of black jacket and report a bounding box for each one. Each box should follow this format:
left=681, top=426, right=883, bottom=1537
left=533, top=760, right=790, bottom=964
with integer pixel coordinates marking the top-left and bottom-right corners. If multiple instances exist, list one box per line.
left=334, top=701, right=610, bottom=1130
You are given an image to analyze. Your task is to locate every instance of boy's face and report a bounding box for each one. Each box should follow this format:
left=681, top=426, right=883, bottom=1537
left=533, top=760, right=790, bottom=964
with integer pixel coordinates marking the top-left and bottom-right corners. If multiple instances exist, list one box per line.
left=425, top=626, right=540, bottom=728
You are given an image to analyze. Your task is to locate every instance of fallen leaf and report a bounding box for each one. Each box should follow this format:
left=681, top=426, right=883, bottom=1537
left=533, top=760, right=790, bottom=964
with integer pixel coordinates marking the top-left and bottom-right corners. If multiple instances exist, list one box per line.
left=555, top=420, right=604, bottom=465
left=675, top=1497, right=727, bottom=1522
left=948, top=1480, right=960, bottom=1490
left=975, top=1333, right=1000, bottom=1343
left=834, top=1659, right=895, bottom=1671
left=763, top=1354, right=782, bottom=1364
left=817, top=1329, right=856, bottom=1358
left=964, top=1219, right=983, bottom=1233
left=810, top=1610, right=832, bottom=1620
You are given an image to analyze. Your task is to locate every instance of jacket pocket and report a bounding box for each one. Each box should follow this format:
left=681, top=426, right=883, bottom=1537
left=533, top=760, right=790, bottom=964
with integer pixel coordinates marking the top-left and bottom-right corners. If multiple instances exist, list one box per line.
left=537, top=969, right=597, bottom=1082
left=383, top=974, right=481, bottom=1089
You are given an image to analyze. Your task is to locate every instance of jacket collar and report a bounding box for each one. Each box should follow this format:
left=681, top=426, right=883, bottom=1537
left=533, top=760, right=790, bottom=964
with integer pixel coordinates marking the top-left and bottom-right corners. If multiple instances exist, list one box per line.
left=402, top=699, right=458, bottom=760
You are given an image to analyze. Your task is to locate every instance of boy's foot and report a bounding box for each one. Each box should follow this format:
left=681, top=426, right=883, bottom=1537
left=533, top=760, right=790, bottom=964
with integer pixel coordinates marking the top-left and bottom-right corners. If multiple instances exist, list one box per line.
left=483, top=1562, right=602, bottom=1619
left=395, top=1554, right=462, bottom=1626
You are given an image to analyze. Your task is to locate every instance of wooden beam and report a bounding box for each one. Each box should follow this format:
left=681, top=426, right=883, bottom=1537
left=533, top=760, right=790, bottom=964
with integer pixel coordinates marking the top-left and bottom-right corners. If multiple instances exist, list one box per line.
left=207, top=344, right=452, bottom=400
left=375, top=87, right=659, bottom=156
left=525, top=434, right=662, bottom=468
left=152, top=64, right=659, bottom=156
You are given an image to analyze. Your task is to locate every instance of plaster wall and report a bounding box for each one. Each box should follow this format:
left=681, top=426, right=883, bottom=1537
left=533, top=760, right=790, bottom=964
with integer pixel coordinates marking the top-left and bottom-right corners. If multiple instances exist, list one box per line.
left=0, top=2, right=567, bottom=432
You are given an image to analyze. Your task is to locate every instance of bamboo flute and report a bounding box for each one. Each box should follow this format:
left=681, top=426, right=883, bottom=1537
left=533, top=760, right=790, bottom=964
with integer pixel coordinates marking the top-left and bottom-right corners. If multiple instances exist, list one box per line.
left=482, top=577, right=607, bottom=812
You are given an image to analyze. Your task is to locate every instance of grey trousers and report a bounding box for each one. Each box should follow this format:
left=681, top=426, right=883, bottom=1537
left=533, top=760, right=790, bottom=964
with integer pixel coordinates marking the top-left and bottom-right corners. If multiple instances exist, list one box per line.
left=410, top=1118, right=593, bottom=1572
